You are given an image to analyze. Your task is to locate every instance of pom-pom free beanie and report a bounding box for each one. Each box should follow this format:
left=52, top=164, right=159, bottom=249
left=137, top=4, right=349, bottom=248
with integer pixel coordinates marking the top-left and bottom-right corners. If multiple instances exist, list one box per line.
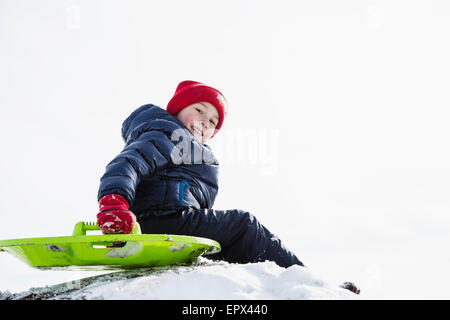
left=167, top=80, right=228, bottom=135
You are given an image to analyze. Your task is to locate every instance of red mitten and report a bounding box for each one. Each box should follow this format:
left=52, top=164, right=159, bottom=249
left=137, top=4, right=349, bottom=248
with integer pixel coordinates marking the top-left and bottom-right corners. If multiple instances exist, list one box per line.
left=97, top=194, right=136, bottom=234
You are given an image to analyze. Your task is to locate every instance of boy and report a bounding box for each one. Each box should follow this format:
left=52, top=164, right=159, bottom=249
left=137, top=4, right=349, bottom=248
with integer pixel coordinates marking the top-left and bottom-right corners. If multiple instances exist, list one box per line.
left=96, top=80, right=359, bottom=293
left=96, top=80, right=302, bottom=268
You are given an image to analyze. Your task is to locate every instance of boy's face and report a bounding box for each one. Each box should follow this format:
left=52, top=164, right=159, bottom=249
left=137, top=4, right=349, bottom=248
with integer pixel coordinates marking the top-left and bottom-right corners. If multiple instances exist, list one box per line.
left=175, top=101, right=220, bottom=143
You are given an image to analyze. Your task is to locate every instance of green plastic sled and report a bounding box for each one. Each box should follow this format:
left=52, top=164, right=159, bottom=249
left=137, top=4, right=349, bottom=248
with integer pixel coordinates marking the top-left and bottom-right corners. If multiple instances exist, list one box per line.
left=0, top=221, right=221, bottom=270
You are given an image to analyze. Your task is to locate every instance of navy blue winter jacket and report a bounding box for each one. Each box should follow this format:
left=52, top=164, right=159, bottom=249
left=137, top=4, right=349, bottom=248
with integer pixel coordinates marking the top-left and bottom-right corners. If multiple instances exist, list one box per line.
left=97, top=104, right=219, bottom=217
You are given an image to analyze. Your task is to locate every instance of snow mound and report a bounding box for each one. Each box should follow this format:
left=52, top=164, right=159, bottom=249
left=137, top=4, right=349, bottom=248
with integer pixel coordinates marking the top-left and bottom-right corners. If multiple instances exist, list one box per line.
left=1, top=259, right=359, bottom=300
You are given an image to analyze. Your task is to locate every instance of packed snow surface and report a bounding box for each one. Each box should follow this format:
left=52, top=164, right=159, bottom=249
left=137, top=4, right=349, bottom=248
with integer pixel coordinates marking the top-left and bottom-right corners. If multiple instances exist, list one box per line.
left=1, top=259, right=359, bottom=300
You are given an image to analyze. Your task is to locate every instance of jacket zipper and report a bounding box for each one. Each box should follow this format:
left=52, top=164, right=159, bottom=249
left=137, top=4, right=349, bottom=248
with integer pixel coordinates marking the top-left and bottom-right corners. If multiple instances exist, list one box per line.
left=159, top=175, right=199, bottom=188
left=178, top=180, right=191, bottom=206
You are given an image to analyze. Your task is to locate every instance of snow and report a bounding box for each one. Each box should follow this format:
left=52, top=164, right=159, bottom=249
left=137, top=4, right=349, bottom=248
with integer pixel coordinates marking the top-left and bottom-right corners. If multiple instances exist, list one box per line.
left=0, top=259, right=358, bottom=300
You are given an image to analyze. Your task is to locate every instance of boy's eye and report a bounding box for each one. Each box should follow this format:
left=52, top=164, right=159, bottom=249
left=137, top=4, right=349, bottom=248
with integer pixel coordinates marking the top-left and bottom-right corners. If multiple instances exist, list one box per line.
left=210, top=120, right=216, bottom=127
left=195, top=108, right=203, bottom=114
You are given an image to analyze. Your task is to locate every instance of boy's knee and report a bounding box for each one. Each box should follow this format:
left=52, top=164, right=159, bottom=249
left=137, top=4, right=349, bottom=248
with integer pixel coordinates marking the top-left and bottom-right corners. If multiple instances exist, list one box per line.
left=233, top=209, right=256, bottom=226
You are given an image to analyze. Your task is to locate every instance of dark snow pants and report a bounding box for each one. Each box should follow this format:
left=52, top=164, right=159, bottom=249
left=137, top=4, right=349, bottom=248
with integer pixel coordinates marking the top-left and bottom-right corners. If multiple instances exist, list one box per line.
left=137, top=208, right=304, bottom=268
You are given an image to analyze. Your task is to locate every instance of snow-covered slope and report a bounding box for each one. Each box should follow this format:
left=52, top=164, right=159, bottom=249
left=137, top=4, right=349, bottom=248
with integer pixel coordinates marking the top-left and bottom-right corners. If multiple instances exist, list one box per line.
left=1, top=259, right=359, bottom=300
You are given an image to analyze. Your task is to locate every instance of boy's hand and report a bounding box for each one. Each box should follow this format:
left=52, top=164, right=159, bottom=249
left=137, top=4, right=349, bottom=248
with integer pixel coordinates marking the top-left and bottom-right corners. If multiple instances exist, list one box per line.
left=97, top=194, right=136, bottom=234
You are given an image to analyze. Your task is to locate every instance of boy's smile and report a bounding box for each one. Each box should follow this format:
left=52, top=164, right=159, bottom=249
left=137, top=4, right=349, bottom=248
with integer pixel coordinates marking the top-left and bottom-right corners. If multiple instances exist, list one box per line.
left=175, top=102, right=220, bottom=143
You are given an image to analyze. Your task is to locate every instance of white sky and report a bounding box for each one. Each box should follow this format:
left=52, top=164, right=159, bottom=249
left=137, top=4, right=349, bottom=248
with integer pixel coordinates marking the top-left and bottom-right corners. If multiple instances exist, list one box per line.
left=1, top=0, right=450, bottom=299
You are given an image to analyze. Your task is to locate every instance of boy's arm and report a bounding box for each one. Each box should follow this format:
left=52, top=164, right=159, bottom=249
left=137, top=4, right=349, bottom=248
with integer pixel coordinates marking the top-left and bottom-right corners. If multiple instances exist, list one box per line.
left=97, top=130, right=173, bottom=206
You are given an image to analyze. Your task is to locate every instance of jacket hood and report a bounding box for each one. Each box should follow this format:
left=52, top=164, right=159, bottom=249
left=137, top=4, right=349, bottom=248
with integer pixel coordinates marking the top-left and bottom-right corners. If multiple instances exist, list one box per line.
left=121, top=104, right=189, bottom=144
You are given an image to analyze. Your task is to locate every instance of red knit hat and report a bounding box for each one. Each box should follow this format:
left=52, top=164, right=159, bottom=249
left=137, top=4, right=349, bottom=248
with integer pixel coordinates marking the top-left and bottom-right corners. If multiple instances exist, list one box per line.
left=167, top=80, right=228, bottom=135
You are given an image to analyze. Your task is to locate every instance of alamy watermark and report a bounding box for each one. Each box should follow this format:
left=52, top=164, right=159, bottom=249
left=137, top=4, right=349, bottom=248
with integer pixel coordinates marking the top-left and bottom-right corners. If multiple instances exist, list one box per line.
left=169, top=127, right=280, bottom=176
left=365, top=265, right=382, bottom=291
left=366, top=5, right=382, bottom=30
left=66, top=5, right=81, bottom=30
